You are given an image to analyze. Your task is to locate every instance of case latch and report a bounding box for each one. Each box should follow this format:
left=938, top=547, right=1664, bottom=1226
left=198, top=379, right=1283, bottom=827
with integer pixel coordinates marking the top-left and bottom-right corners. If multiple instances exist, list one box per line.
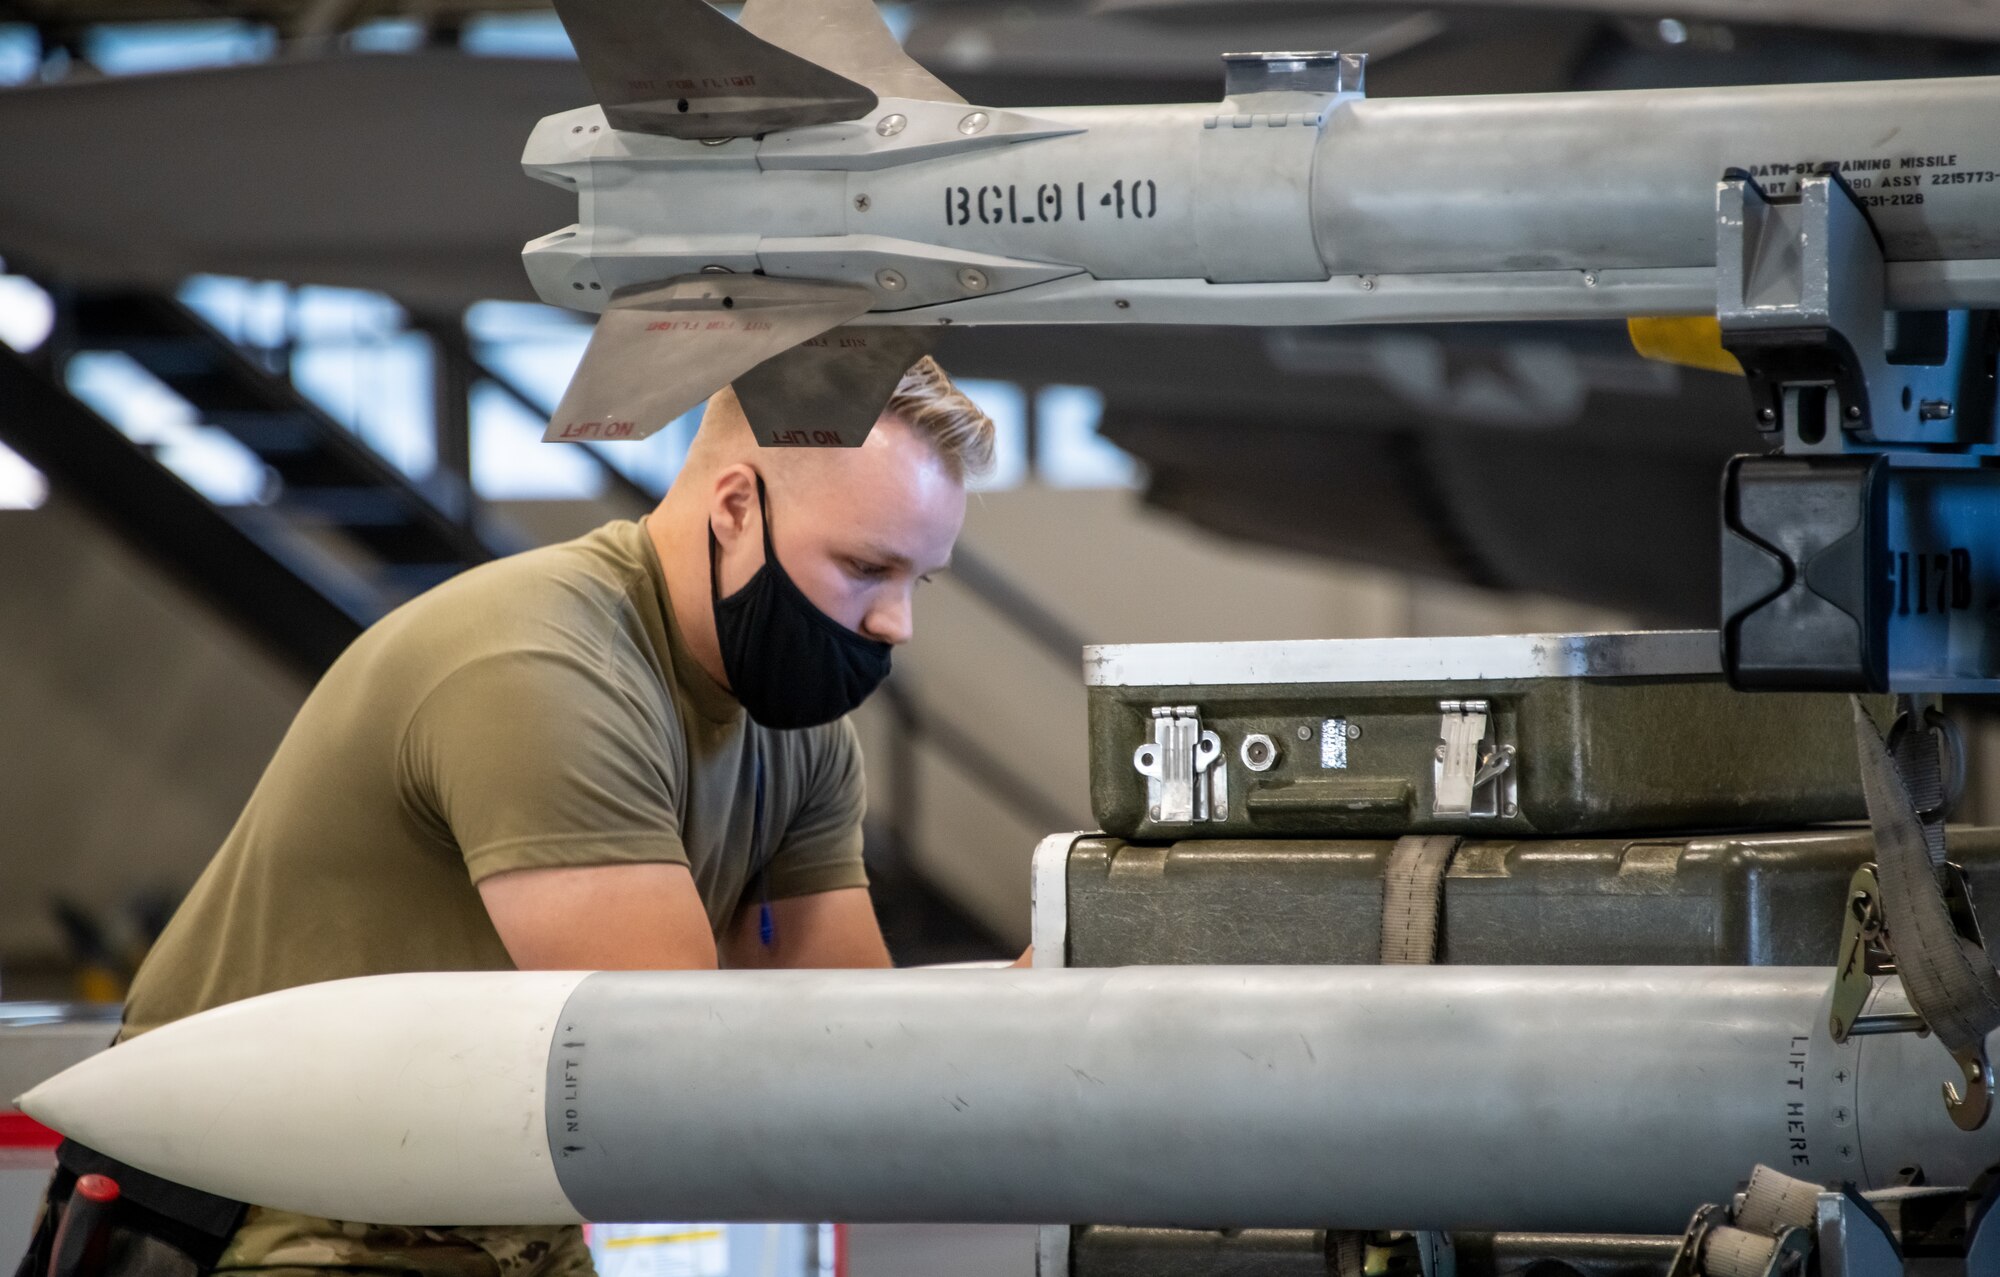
left=1432, top=699, right=1516, bottom=819
left=1134, top=706, right=1226, bottom=824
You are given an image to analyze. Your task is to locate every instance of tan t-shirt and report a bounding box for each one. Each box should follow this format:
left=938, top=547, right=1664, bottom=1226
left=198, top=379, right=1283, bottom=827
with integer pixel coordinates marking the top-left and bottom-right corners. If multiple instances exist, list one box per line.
left=122, top=518, right=868, bottom=1038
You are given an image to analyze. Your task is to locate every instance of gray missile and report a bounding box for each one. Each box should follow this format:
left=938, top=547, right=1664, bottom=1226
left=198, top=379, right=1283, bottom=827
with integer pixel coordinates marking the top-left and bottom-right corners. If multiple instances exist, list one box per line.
left=16, top=966, right=2000, bottom=1232
left=523, top=0, right=2000, bottom=445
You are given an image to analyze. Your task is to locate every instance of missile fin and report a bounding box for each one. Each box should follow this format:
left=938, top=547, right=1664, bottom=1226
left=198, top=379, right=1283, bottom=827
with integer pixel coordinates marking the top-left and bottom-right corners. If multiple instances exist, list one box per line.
left=740, top=0, right=964, bottom=105
left=733, top=326, right=937, bottom=448
left=549, top=0, right=878, bottom=140
left=545, top=275, right=873, bottom=444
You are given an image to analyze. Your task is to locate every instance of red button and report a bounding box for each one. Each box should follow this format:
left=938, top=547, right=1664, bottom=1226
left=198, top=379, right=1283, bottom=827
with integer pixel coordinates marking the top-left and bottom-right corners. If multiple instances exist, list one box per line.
left=75, top=1175, right=120, bottom=1205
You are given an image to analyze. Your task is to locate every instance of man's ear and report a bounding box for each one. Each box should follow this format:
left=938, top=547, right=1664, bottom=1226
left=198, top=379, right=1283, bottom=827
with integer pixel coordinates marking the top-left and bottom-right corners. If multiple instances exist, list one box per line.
left=709, top=464, right=759, bottom=551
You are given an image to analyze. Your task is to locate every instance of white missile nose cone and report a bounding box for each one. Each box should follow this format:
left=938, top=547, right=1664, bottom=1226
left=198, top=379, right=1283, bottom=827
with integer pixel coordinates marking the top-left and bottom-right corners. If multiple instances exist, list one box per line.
left=17, top=1048, right=134, bottom=1148
left=16, top=1072, right=83, bottom=1137
left=12, top=973, right=590, bottom=1226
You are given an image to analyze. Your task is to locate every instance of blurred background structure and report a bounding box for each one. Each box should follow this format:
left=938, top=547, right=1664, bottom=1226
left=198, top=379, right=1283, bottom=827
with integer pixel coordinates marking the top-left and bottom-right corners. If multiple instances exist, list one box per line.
left=3, top=0, right=2000, bottom=1000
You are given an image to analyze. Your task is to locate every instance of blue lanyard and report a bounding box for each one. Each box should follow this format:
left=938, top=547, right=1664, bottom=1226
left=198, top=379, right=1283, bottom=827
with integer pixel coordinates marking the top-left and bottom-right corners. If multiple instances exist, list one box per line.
left=752, top=744, right=774, bottom=948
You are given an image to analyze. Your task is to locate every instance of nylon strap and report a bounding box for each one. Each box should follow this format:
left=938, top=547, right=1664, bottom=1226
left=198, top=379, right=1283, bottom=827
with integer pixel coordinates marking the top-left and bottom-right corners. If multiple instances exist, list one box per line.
left=1336, top=836, right=1462, bottom=1277
left=1699, top=1229, right=1777, bottom=1277
left=1381, top=836, right=1462, bottom=965
left=1689, top=1166, right=1821, bottom=1277
left=1852, top=699, right=2000, bottom=1056
left=1886, top=704, right=1950, bottom=869
left=1734, top=1166, right=1821, bottom=1235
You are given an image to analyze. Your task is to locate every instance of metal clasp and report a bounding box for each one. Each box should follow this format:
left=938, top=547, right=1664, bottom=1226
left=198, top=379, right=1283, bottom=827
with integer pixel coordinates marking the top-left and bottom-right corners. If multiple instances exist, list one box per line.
left=1133, top=706, right=1227, bottom=824
left=1830, top=863, right=1893, bottom=1042
left=1432, top=700, right=1516, bottom=819
left=1827, top=859, right=1995, bottom=1131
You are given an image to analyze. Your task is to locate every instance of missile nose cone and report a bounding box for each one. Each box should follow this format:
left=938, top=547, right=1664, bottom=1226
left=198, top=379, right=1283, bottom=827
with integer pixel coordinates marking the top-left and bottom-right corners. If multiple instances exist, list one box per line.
left=14, top=973, right=589, bottom=1226
left=16, top=1071, right=82, bottom=1136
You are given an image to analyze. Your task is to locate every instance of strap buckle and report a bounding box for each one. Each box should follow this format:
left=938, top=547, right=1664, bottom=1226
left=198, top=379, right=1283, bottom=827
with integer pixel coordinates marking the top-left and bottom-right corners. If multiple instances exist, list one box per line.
left=1846, top=695, right=2000, bottom=1130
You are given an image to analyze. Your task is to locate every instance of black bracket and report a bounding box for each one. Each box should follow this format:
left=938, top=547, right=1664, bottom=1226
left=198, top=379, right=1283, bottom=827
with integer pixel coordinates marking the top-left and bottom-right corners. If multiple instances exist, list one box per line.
left=1722, top=455, right=1887, bottom=691
left=1713, top=172, right=2000, bottom=693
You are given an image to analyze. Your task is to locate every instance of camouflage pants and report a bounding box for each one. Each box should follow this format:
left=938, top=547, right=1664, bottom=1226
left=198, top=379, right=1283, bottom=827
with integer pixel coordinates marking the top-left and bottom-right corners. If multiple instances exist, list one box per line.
left=214, top=1209, right=596, bottom=1277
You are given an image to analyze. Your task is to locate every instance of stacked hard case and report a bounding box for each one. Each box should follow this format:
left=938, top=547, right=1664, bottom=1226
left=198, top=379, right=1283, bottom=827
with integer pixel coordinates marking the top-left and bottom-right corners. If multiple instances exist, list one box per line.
left=1036, top=629, right=1994, bottom=1277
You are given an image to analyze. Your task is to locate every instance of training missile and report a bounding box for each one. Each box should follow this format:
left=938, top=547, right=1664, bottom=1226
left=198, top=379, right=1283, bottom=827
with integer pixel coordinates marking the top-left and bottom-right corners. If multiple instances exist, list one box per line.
left=522, top=0, right=2000, bottom=446
left=18, top=966, right=2000, bottom=1232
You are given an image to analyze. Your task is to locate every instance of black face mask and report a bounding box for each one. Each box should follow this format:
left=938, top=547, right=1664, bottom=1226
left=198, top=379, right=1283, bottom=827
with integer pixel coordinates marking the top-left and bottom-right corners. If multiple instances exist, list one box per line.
left=709, top=475, right=893, bottom=730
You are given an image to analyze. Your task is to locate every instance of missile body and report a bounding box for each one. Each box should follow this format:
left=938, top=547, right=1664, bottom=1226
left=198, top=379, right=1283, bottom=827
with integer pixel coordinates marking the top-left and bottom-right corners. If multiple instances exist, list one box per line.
left=523, top=74, right=2000, bottom=331
left=523, top=1, right=2000, bottom=443
left=18, top=967, right=2000, bottom=1232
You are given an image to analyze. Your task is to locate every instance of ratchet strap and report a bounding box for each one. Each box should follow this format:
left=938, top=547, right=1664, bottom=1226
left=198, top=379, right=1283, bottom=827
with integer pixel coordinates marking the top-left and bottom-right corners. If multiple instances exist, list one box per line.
left=1325, top=836, right=1467, bottom=1277
left=1380, top=836, right=1462, bottom=965
left=1334, top=835, right=1463, bottom=1277
left=1684, top=1166, right=1821, bottom=1277
left=1852, top=697, right=2000, bottom=1125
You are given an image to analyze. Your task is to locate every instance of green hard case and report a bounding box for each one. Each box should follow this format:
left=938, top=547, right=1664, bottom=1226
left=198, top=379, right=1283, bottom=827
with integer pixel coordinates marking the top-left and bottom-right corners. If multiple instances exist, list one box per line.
left=1086, top=631, right=1872, bottom=839
left=1057, top=827, right=2000, bottom=968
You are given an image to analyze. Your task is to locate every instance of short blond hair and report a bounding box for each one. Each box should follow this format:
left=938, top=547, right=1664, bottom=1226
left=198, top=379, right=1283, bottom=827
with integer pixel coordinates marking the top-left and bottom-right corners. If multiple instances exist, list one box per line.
left=886, top=356, right=995, bottom=481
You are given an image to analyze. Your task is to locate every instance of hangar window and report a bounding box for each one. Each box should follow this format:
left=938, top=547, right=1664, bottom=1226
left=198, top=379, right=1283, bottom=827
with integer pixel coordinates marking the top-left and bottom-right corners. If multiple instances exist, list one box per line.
left=461, top=13, right=576, bottom=58
left=0, top=26, right=35, bottom=84
left=178, top=275, right=290, bottom=351
left=0, top=271, right=51, bottom=509
left=64, top=352, right=273, bottom=505
left=949, top=379, right=1138, bottom=491
left=344, top=19, right=424, bottom=53
left=292, top=330, right=439, bottom=481
left=466, top=299, right=690, bottom=498
left=1037, top=385, right=1137, bottom=489
left=181, top=278, right=442, bottom=484
left=957, top=379, right=1028, bottom=491
left=0, top=269, right=55, bottom=507
left=470, top=381, right=606, bottom=499
left=83, top=21, right=274, bottom=75
left=0, top=443, right=44, bottom=511
left=0, top=272, right=54, bottom=353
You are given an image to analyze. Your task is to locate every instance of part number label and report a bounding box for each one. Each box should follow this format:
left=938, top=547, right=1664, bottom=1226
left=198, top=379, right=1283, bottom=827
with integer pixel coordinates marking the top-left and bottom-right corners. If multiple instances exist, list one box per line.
left=1890, top=548, right=1976, bottom=616
left=943, top=178, right=1160, bottom=227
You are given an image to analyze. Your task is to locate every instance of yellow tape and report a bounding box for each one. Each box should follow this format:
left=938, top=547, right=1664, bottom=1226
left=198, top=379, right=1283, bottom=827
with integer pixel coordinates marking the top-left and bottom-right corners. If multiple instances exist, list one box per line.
left=602, top=1229, right=727, bottom=1250
left=1627, top=316, right=1745, bottom=376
